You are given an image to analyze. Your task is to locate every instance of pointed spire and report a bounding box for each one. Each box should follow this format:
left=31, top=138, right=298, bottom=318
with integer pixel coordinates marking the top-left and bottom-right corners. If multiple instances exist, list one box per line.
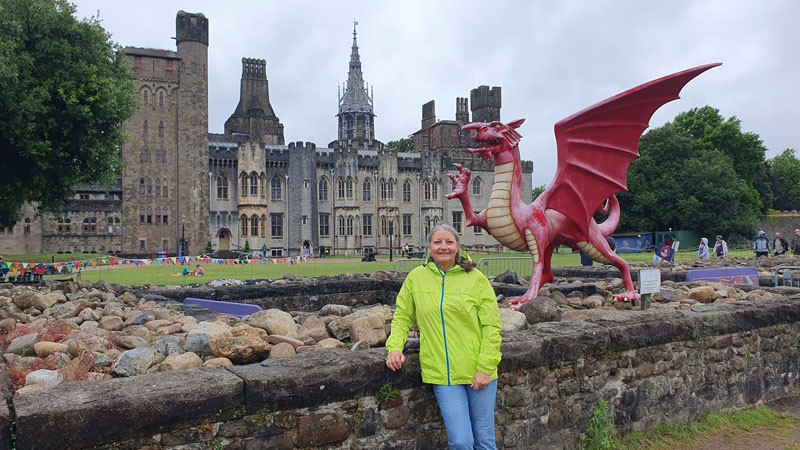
left=339, top=19, right=372, bottom=115
left=337, top=19, right=376, bottom=145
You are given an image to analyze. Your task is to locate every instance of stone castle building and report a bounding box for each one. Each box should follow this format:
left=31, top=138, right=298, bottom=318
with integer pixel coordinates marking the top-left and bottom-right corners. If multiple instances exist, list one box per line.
left=0, top=11, right=533, bottom=258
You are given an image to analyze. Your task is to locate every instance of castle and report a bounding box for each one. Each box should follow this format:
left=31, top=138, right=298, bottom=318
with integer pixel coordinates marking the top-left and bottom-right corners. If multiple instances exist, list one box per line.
left=0, top=11, right=533, bottom=258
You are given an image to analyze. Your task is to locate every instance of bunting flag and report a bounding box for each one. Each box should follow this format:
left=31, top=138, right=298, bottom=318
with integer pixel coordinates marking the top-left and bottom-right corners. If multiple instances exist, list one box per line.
left=0, top=252, right=314, bottom=280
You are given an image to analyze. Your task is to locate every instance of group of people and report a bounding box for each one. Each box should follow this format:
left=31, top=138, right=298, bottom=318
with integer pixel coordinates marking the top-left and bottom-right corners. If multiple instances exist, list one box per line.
left=697, top=228, right=800, bottom=259
left=174, top=264, right=205, bottom=277
left=697, top=235, right=728, bottom=259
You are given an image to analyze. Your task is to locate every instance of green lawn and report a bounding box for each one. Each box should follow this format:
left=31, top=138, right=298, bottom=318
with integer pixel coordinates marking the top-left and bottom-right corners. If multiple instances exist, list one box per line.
left=1, top=249, right=756, bottom=286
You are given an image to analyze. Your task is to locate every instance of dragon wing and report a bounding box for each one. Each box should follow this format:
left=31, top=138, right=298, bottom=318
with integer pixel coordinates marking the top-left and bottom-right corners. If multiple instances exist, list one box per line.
left=547, top=63, right=720, bottom=235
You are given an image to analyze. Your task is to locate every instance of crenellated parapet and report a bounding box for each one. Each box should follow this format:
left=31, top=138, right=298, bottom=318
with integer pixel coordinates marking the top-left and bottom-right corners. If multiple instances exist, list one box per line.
left=175, top=11, right=208, bottom=46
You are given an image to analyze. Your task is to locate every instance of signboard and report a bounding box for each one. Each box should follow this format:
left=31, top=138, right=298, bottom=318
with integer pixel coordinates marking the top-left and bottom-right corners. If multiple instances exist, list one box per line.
left=639, top=269, right=661, bottom=294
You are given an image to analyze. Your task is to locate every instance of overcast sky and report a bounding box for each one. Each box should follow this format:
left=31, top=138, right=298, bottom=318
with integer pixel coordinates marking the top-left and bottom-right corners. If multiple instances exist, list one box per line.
left=73, top=0, right=798, bottom=187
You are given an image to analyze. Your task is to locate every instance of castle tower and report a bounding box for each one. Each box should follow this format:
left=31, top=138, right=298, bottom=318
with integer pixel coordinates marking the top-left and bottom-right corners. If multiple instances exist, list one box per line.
left=455, top=97, right=470, bottom=125
left=224, top=58, right=285, bottom=145
left=175, top=11, right=210, bottom=257
left=118, top=11, right=209, bottom=257
left=470, top=86, right=501, bottom=123
left=421, top=100, right=436, bottom=129
left=335, top=21, right=377, bottom=149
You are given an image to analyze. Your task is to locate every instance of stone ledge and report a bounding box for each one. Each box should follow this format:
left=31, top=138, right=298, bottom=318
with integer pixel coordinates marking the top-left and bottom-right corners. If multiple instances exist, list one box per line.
left=7, top=297, right=800, bottom=449
left=13, top=368, right=244, bottom=450
left=229, top=348, right=388, bottom=412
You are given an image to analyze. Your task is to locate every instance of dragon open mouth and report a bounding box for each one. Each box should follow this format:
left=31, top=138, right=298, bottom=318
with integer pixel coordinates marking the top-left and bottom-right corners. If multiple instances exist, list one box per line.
left=476, top=139, right=501, bottom=148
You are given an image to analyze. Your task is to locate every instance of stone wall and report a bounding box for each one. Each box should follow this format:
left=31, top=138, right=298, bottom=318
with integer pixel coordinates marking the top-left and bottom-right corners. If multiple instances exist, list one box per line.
left=5, top=297, right=800, bottom=449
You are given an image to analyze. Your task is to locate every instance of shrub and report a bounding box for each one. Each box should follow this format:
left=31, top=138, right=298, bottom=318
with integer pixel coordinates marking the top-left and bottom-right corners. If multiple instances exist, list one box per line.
left=580, top=398, right=615, bottom=450
left=376, top=382, right=401, bottom=405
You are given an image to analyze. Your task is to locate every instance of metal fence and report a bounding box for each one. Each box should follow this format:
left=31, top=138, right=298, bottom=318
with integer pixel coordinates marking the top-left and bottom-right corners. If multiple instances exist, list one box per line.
left=476, top=257, right=532, bottom=278
left=392, top=256, right=534, bottom=277
left=391, top=258, right=427, bottom=273
left=773, top=265, right=800, bottom=287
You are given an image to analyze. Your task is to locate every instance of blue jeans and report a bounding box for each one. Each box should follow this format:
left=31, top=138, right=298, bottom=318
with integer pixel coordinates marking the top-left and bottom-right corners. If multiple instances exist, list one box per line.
left=432, top=380, right=497, bottom=450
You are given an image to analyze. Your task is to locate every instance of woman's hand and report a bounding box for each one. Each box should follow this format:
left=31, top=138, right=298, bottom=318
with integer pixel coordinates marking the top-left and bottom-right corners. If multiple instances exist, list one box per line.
left=471, top=371, right=491, bottom=390
left=386, top=351, right=405, bottom=371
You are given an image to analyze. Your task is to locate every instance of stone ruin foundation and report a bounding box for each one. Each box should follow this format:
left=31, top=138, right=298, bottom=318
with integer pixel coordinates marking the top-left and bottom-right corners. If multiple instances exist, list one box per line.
left=2, top=259, right=800, bottom=449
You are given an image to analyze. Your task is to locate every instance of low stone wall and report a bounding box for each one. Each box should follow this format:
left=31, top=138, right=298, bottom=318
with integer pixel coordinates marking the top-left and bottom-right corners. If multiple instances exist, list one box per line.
left=4, top=296, right=800, bottom=449
left=131, top=275, right=405, bottom=312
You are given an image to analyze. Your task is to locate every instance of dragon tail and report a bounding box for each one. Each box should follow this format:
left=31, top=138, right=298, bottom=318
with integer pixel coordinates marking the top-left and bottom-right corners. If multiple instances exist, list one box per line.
left=596, top=195, right=620, bottom=237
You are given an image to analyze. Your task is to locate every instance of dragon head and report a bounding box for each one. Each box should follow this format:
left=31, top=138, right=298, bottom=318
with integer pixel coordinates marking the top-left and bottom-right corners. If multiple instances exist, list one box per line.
left=461, top=119, right=525, bottom=162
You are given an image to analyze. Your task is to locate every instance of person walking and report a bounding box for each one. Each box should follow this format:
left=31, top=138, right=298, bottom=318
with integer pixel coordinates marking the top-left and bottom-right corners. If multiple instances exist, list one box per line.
left=753, top=230, right=770, bottom=257
left=713, top=235, right=728, bottom=258
left=697, top=237, right=709, bottom=259
left=386, top=224, right=502, bottom=450
left=792, top=229, right=800, bottom=256
left=773, top=232, right=789, bottom=256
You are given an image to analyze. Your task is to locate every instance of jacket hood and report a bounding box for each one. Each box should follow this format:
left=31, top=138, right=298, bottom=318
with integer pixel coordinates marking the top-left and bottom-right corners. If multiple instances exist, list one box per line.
left=425, top=249, right=473, bottom=268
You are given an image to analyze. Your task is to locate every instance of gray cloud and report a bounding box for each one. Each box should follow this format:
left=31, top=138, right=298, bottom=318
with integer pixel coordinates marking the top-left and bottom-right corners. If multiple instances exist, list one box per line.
left=75, top=0, right=798, bottom=187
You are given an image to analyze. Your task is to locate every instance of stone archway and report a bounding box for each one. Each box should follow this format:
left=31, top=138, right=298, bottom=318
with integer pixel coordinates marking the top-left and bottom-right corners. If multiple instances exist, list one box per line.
left=217, top=228, right=232, bottom=251
left=302, top=240, right=313, bottom=258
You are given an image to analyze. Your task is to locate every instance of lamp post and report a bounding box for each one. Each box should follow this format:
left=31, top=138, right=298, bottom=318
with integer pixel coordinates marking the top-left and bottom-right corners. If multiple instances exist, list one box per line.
left=389, top=217, right=394, bottom=261
left=330, top=167, right=335, bottom=256
left=416, top=172, right=422, bottom=250
left=180, top=214, right=186, bottom=259
left=285, top=173, right=289, bottom=257
left=373, top=171, right=378, bottom=252
left=208, top=171, right=213, bottom=253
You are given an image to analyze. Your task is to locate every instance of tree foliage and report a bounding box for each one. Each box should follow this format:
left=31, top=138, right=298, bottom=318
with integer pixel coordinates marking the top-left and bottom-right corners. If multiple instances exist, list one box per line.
left=671, top=106, right=772, bottom=213
left=532, top=184, right=546, bottom=200
left=619, top=106, right=768, bottom=240
left=0, top=0, right=135, bottom=226
left=768, top=148, right=800, bottom=208
left=385, top=137, right=414, bottom=152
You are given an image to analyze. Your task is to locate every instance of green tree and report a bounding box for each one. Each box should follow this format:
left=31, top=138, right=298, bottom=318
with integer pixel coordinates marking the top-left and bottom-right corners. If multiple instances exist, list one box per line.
left=619, top=120, right=761, bottom=239
left=0, top=0, right=135, bottom=226
left=532, top=184, right=546, bottom=200
left=672, top=150, right=759, bottom=237
left=618, top=125, right=698, bottom=231
left=768, top=148, right=800, bottom=206
left=672, top=106, right=772, bottom=213
left=386, top=137, right=414, bottom=152
left=204, top=239, right=213, bottom=255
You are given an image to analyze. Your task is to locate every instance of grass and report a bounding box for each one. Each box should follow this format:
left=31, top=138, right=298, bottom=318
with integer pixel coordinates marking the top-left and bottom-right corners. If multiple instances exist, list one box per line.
left=1, top=248, right=757, bottom=287
left=614, top=405, right=799, bottom=449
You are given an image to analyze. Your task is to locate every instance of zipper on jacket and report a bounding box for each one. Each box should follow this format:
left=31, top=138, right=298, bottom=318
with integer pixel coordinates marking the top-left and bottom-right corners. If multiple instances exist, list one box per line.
left=436, top=266, right=452, bottom=386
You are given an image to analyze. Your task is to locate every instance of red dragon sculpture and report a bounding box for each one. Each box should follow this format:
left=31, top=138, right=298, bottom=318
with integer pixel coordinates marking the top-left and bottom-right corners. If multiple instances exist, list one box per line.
left=448, top=63, right=720, bottom=307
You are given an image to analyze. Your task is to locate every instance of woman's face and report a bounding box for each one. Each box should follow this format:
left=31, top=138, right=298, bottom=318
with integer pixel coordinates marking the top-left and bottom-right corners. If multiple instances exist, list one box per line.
left=430, top=229, right=459, bottom=270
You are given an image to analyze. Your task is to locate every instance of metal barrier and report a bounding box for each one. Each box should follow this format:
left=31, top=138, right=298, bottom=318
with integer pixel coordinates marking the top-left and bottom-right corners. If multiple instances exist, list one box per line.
left=392, top=256, right=534, bottom=277
left=392, top=258, right=427, bottom=273
left=475, top=256, right=532, bottom=278
left=773, top=265, right=800, bottom=287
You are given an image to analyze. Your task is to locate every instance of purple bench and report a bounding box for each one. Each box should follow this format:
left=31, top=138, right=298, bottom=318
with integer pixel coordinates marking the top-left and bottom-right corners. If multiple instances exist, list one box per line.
left=685, top=267, right=759, bottom=286
left=183, top=297, right=262, bottom=318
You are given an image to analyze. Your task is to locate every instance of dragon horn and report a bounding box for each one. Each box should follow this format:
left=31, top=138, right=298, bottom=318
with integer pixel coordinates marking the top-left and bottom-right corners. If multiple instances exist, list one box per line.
left=461, top=122, right=482, bottom=131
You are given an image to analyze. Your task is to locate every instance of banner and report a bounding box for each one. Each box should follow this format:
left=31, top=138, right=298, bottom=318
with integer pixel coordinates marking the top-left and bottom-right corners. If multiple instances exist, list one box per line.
left=0, top=254, right=313, bottom=279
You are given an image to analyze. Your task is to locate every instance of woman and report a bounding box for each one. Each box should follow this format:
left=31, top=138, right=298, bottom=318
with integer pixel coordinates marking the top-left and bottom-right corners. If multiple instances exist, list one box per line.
left=386, top=224, right=502, bottom=449
left=713, top=235, right=728, bottom=258
left=697, top=237, right=709, bottom=259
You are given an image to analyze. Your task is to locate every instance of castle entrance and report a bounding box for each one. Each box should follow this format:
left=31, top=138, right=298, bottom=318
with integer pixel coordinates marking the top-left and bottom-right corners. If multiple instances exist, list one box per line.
left=217, top=228, right=231, bottom=251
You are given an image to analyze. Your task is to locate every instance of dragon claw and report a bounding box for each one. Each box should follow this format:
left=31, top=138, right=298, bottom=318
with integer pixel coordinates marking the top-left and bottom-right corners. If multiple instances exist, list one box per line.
left=611, top=292, right=641, bottom=302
